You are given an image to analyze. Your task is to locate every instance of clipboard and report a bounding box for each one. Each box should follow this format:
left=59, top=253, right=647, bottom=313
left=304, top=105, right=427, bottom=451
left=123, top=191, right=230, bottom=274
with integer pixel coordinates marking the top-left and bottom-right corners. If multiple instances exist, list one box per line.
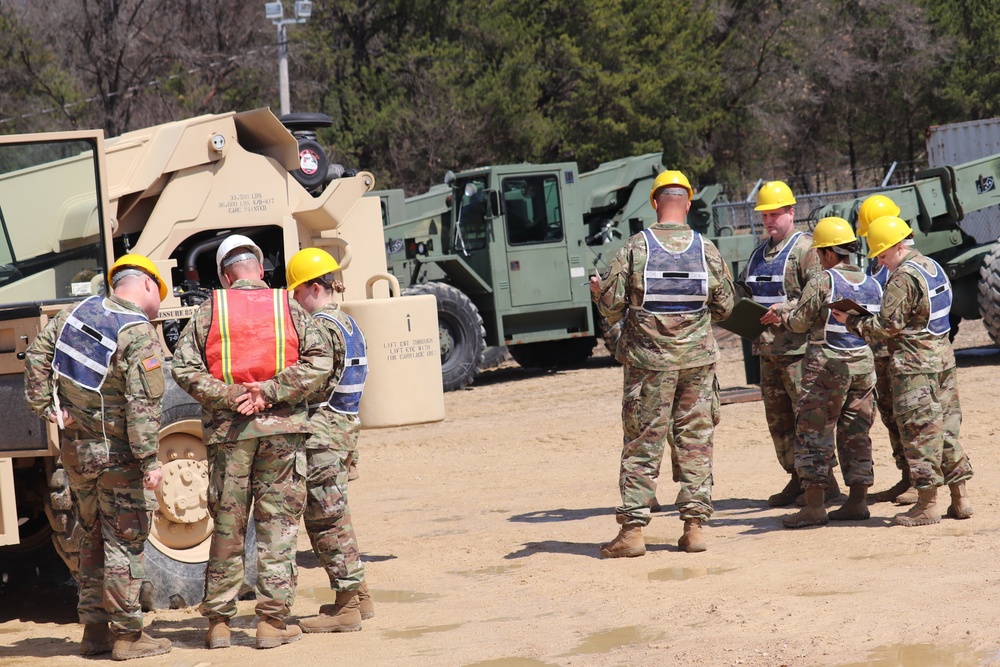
left=827, top=298, right=873, bottom=317
left=717, top=298, right=769, bottom=340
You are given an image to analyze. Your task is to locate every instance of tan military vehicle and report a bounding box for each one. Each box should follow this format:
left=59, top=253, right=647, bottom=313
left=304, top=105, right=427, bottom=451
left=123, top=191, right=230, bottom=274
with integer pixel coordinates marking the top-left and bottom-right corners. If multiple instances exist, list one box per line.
left=0, top=109, right=443, bottom=607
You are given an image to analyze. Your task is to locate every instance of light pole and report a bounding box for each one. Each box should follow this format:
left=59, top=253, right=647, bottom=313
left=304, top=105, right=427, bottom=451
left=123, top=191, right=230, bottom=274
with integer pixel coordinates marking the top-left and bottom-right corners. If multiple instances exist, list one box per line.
left=264, top=1, right=313, bottom=117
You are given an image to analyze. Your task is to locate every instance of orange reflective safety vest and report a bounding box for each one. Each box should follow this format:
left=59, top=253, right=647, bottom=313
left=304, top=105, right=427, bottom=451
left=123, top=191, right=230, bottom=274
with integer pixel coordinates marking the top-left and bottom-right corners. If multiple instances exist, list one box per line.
left=205, top=288, right=300, bottom=384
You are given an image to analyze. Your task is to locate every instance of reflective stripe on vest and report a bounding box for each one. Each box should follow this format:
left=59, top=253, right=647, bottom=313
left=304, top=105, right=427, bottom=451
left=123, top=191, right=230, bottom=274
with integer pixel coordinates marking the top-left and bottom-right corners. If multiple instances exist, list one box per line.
left=900, top=258, right=952, bottom=336
left=315, top=310, right=368, bottom=414
left=205, top=288, right=300, bottom=384
left=745, top=231, right=804, bottom=305
left=52, top=296, right=149, bottom=391
left=823, top=269, right=883, bottom=351
left=639, top=228, right=709, bottom=314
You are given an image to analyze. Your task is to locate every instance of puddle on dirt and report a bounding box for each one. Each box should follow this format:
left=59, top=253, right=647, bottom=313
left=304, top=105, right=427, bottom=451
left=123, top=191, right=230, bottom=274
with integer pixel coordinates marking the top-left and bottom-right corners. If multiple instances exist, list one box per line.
left=836, top=642, right=1000, bottom=666
left=648, top=566, right=735, bottom=581
left=299, top=588, right=440, bottom=604
left=559, top=625, right=666, bottom=656
left=463, top=659, right=560, bottom=667
left=383, top=623, right=461, bottom=639
left=452, top=564, right=524, bottom=577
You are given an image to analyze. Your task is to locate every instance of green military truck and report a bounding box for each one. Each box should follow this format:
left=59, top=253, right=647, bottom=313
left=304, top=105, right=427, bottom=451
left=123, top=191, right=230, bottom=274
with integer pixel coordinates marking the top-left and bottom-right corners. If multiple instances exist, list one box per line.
left=377, top=156, right=757, bottom=391
left=815, top=150, right=1000, bottom=342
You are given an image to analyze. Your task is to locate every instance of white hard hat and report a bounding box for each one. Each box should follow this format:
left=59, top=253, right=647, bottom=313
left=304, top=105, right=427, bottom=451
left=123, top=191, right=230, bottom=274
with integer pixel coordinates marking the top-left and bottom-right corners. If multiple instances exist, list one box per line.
left=216, top=234, right=264, bottom=284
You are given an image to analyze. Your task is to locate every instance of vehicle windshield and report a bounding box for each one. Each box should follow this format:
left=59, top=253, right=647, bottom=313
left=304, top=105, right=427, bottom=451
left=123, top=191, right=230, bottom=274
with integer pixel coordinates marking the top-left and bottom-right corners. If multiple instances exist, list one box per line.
left=0, top=139, right=106, bottom=308
left=454, top=175, right=490, bottom=254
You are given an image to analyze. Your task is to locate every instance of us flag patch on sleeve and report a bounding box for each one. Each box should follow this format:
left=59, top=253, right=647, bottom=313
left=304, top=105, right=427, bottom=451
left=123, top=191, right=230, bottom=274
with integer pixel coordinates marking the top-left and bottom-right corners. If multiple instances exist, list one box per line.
left=142, top=356, right=161, bottom=372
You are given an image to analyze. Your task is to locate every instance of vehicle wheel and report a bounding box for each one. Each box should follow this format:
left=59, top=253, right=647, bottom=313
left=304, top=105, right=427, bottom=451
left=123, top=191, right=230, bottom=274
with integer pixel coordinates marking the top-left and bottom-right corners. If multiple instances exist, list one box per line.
left=508, top=338, right=597, bottom=369
left=978, top=244, right=1000, bottom=346
left=404, top=283, right=486, bottom=391
left=479, top=346, right=510, bottom=371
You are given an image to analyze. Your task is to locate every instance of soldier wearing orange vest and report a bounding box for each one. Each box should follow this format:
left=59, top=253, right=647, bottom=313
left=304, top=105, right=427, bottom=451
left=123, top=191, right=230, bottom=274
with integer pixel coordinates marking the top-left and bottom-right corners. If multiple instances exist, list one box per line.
left=171, top=234, right=331, bottom=650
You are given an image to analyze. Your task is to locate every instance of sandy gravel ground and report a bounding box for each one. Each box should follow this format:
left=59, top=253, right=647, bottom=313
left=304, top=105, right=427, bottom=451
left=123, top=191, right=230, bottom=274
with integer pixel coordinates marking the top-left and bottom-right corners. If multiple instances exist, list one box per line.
left=3, top=322, right=1000, bottom=667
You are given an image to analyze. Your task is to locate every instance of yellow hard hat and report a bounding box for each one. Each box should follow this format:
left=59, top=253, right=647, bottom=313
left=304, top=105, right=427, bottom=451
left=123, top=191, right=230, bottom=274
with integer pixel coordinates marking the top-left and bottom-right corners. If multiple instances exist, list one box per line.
left=286, top=247, right=341, bottom=290
left=649, top=170, right=693, bottom=206
left=812, top=217, right=856, bottom=248
left=754, top=181, right=796, bottom=211
left=857, top=194, right=901, bottom=237
left=866, top=215, right=913, bottom=258
left=109, top=254, right=167, bottom=302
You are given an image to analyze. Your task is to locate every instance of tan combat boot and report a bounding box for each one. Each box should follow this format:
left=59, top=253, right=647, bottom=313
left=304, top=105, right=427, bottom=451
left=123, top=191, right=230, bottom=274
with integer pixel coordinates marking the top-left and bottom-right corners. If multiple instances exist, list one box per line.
left=767, top=471, right=801, bottom=507
left=869, top=466, right=911, bottom=503
left=892, top=487, right=940, bottom=527
left=828, top=484, right=871, bottom=521
left=599, top=524, right=645, bottom=558
left=357, top=580, right=375, bottom=620
left=255, top=618, right=302, bottom=649
left=677, top=518, right=707, bottom=553
left=783, top=486, right=828, bottom=529
left=205, top=617, right=231, bottom=649
left=110, top=631, right=171, bottom=661
left=80, top=622, right=115, bottom=655
left=945, top=481, right=974, bottom=519
left=301, top=589, right=363, bottom=633
left=795, top=469, right=842, bottom=506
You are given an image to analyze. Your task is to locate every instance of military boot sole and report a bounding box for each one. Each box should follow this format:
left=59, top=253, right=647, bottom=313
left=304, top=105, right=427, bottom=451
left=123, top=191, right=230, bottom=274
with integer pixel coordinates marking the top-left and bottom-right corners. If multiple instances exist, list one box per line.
left=782, top=512, right=828, bottom=529
left=946, top=504, right=974, bottom=519
left=80, top=643, right=115, bottom=656
left=891, top=513, right=940, bottom=527
left=360, top=608, right=375, bottom=621
left=599, top=544, right=646, bottom=558
left=111, top=644, right=171, bottom=661
left=301, top=621, right=363, bottom=634
left=256, top=632, right=303, bottom=650
left=206, top=637, right=231, bottom=649
left=678, top=539, right=707, bottom=553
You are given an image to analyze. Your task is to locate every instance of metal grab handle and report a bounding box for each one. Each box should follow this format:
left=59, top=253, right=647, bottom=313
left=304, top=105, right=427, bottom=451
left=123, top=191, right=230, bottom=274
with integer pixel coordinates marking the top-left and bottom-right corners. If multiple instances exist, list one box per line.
left=365, top=272, right=401, bottom=299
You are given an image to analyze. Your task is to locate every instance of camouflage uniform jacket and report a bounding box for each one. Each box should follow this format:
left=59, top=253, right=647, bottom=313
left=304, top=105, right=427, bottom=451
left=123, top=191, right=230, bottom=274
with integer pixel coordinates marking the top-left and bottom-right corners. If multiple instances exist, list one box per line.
left=776, top=264, right=873, bottom=371
left=595, top=222, right=735, bottom=371
left=847, top=249, right=956, bottom=375
left=171, top=279, right=332, bottom=444
left=738, top=231, right=820, bottom=356
left=24, top=295, right=164, bottom=472
left=305, top=303, right=350, bottom=450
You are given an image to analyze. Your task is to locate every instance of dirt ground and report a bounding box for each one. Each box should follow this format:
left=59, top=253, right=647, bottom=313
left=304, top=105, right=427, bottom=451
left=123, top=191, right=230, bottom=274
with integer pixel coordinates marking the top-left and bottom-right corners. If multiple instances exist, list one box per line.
left=4, top=322, right=1000, bottom=667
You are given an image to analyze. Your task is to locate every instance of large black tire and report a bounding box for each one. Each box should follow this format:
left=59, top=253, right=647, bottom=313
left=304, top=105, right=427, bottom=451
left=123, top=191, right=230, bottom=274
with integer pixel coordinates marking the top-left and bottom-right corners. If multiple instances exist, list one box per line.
left=478, top=346, right=510, bottom=371
left=405, top=283, right=486, bottom=391
left=508, top=337, right=597, bottom=369
left=979, top=245, right=1000, bottom=346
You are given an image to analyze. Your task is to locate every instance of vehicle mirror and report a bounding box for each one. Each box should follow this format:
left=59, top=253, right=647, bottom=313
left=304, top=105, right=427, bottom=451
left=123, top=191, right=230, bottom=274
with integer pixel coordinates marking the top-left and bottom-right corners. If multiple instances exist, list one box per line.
left=488, top=190, right=502, bottom=219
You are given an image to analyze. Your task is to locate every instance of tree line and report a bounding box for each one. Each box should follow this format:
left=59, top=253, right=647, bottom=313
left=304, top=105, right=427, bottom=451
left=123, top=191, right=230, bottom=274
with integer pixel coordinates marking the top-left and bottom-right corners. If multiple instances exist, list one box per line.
left=1, top=0, right=997, bottom=199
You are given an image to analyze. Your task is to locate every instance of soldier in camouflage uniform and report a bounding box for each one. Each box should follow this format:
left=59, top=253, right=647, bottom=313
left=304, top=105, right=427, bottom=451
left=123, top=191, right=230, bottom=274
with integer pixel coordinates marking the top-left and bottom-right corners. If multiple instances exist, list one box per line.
left=833, top=216, right=974, bottom=527
left=738, top=181, right=834, bottom=508
left=591, top=170, right=734, bottom=557
left=171, top=235, right=331, bottom=649
left=284, top=247, right=374, bottom=633
left=856, top=195, right=912, bottom=503
left=763, top=218, right=879, bottom=528
left=24, top=254, right=172, bottom=661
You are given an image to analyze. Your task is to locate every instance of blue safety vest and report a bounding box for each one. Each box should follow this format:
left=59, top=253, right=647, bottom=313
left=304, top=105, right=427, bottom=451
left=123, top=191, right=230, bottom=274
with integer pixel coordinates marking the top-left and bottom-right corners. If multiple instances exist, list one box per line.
left=901, top=258, right=952, bottom=336
left=824, top=269, right=883, bottom=350
left=53, top=296, right=149, bottom=391
left=640, top=228, right=709, bottom=314
left=316, top=311, right=368, bottom=414
left=745, top=232, right=805, bottom=305
left=867, top=261, right=889, bottom=289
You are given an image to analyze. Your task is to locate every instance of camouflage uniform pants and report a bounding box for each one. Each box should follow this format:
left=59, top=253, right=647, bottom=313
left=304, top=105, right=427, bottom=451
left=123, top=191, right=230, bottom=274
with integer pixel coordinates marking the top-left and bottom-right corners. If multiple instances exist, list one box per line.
left=200, top=434, right=307, bottom=622
left=304, top=413, right=364, bottom=592
left=793, top=351, right=874, bottom=487
left=62, top=440, right=153, bottom=636
left=759, top=354, right=804, bottom=473
left=873, top=355, right=904, bottom=469
left=892, top=367, right=973, bottom=489
left=617, top=363, right=718, bottom=526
